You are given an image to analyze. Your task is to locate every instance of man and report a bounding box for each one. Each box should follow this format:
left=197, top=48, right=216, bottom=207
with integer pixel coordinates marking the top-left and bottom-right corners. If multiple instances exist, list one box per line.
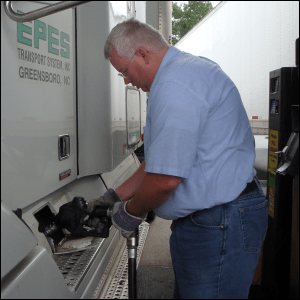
left=87, top=18, right=268, bottom=299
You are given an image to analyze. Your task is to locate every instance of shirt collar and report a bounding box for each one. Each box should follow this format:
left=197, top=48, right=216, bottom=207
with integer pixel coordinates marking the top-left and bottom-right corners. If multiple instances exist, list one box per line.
left=149, top=46, right=180, bottom=93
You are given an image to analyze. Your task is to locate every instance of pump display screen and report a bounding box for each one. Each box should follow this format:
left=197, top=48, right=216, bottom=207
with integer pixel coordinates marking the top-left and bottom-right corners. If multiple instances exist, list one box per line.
left=270, top=100, right=276, bottom=114
left=270, top=99, right=279, bottom=114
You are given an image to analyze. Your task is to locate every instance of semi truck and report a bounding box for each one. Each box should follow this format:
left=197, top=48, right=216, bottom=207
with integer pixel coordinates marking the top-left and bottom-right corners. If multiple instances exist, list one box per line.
left=1, top=1, right=172, bottom=298
left=175, top=0, right=299, bottom=183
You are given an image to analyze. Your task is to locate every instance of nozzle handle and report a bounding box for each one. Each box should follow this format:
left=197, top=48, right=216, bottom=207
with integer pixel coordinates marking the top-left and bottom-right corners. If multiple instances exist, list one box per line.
left=90, top=205, right=112, bottom=219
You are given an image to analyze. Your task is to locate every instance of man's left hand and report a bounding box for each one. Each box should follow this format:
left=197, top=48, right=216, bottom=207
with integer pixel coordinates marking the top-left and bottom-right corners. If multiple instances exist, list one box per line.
left=111, top=201, right=147, bottom=238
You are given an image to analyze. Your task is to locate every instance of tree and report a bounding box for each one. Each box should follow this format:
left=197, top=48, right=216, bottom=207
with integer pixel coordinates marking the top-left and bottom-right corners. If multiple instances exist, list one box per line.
left=172, top=1, right=213, bottom=45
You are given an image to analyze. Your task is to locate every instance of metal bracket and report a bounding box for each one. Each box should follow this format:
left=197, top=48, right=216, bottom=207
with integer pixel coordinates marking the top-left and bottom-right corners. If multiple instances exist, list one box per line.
left=3, top=1, right=91, bottom=23
left=276, top=132, right=299, bottom=176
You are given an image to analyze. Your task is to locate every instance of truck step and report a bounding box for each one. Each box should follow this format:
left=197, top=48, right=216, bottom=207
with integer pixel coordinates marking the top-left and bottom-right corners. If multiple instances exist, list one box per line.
left=53, top=235, right=106, bottom=291
left=93, top=222, right=150, bottom=299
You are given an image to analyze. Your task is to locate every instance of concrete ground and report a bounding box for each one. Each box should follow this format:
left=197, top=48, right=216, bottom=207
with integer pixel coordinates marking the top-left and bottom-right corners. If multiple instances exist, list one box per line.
left=137, top=217, right=175, bottom=299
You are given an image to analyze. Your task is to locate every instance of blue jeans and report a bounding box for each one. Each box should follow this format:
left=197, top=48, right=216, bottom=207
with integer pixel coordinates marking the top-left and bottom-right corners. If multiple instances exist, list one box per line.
left=170, top=181, right=268, bottom=299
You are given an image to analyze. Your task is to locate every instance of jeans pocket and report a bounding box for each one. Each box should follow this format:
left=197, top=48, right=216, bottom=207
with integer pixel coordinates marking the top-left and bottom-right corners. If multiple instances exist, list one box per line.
left=191, top=204, right=223, bottom=229
left=239, top=199, right=268, bottom=252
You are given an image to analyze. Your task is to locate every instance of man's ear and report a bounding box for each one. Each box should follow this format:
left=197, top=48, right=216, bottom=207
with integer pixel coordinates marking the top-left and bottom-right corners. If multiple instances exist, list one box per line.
left=136, top=47, right=150, bottom=64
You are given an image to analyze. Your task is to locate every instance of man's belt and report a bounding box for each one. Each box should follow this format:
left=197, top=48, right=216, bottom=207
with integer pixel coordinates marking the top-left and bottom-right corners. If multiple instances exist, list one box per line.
left=177, top=177, right=260, bottom=222
left=239, top=177, right=258, bottom=197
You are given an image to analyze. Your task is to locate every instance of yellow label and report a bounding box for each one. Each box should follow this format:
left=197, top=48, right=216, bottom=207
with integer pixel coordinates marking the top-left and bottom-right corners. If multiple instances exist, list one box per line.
left=268, top=129, right=279, bottom=173
left=268, top=186, right=275, bottom=218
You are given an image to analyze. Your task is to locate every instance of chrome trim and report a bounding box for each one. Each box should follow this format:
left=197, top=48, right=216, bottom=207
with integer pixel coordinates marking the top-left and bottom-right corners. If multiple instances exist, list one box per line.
left=3, top=1, right=91, bottom=23
left=58, top=134, right=70, bottom=161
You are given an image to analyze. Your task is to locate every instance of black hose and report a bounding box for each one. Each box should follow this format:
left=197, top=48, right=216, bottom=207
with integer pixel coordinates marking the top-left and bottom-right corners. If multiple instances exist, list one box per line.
left=128, top=257, right=137, bottom=299
left=127, top=228, right=139, bottom=299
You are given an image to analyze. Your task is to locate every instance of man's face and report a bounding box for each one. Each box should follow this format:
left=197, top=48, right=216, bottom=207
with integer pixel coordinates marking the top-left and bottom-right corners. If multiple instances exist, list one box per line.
left=109, top=48, right=153, bottom=92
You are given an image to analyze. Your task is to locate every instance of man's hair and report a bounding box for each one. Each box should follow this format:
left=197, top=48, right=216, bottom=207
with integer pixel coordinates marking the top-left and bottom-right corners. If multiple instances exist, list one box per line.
left=104, top=18, right=169, bottom=61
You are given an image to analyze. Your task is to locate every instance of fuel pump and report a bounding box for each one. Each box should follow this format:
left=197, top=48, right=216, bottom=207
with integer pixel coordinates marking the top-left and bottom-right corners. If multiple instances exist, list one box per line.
left=262, top=38, right=299, bottom=299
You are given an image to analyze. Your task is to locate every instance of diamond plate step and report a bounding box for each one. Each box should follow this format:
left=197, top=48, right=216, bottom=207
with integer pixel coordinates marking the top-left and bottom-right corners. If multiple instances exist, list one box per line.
left=53, top=235, right=106, bottom=291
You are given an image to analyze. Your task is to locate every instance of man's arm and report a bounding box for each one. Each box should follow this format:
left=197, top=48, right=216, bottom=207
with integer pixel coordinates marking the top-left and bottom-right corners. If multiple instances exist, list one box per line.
left=115, top=160, right=146, bottom=202
left=125, top=172, right=182, bottom=218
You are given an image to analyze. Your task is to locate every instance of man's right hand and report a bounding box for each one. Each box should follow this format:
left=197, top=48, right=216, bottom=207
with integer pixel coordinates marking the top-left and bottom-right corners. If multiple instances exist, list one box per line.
left=86, top=189, right=122, bottom=233
left=87, top=188, right=122, bottom=213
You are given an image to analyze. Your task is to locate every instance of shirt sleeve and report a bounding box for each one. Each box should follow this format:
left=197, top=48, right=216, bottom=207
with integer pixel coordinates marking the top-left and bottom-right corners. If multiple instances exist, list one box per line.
left=145, top=81, right=209, bottom=178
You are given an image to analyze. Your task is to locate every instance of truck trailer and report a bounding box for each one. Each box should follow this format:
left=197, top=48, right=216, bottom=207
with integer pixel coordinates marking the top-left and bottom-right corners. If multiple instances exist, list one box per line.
left=175, top=1, right=299, bottom=183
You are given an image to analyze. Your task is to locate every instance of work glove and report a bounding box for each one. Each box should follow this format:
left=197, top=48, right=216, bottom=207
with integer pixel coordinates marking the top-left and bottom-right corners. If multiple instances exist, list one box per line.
left=87, top=188, right=122, bottom=213
left=85, top=188, right=122, bottom=233
left=111, top=201, right=147, bottom=238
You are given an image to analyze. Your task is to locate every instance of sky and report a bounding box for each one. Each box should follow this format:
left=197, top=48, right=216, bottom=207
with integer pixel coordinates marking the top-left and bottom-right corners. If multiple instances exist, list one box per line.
left=174, top=1, right=221, bottom=8
left=210, top=1, right=221, bottom=8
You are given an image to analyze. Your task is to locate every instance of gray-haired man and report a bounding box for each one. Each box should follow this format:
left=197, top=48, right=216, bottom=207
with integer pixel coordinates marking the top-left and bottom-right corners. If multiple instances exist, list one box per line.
left=88, top=18, right=268, bottom=299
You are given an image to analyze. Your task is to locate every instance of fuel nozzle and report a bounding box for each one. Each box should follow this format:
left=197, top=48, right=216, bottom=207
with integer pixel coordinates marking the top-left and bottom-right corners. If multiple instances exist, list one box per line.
left=44, top=222, right=58, bottom=236
left=88, top=205, right=112, bottom=219
left=44, top=222, right=63, bottom=246
left=44, top=196, right=112, bottom=240
left=73, top=196, right=88, bottom=211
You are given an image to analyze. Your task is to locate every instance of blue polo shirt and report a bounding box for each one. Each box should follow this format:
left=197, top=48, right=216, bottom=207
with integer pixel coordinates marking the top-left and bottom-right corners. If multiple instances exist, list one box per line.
left=144, top=46, right=256, bottom=220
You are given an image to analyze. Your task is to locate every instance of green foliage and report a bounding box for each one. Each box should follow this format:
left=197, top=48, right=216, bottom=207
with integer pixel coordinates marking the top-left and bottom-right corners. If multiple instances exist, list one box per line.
left=172, top=1, right=213, bottom=45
